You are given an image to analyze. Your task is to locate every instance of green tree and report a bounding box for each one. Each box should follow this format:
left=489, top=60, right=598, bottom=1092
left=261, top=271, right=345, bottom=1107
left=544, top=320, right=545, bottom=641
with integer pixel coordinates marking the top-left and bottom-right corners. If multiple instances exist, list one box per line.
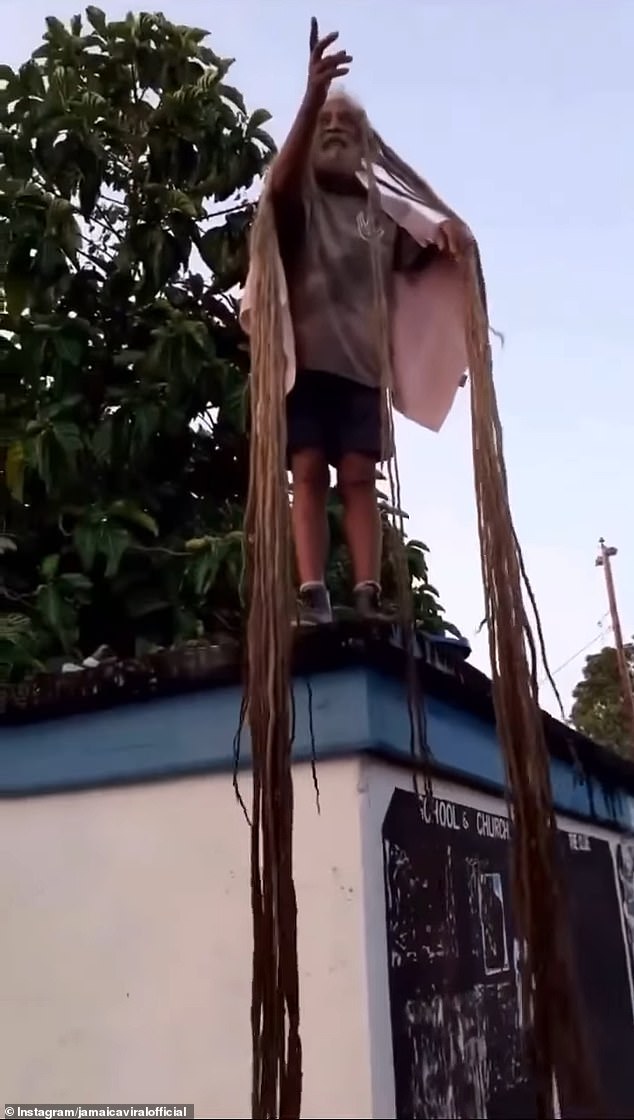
left=0, top=8, right=456, bottom=683
left=570, top=643, right=634, bottom=757
left=0, top=8, right=270, bottom=679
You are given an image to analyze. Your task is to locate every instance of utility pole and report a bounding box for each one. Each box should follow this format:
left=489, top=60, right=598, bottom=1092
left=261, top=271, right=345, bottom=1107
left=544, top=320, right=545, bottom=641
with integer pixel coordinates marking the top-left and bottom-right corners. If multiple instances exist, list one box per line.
left=595, top=538, right=634, bottom=749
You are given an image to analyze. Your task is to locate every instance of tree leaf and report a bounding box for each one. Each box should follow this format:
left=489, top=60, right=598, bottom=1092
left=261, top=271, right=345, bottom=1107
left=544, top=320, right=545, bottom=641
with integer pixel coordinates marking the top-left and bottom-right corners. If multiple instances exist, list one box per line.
left=0, top=535, right=17, bottom=554
left=41, top=553, right=60, bottom=580
left=36, top=583, right=70, bottom=645
left=112, top=350, right=146, bottom=368
left=59, top=218, right=81, bottom=265
left=217, top=83, right=246, bottom=114
left=247, top=108, right=272, bottom=135
left=125, top=590, right=170, bottom=618
left=74, top=523, right=98, bottom=570
left=5, top=251, right=31, bottom=320
left=85, top=7, right=107, bottom=37
left=19, top=61, right=46, bottom=99
left=53, top=334, right=83, bottom=366
left=185, top=536, right=212, bottom=552
left=198, top=227, right=225, bottom=272
left=251, top=128, right=276, bottom=151
left=220, top=382, right=248, bottom=432
left=45, top=16, right=69, bottom=40
left=166, top=189, right=198, bottom=219
left=92, top=420, right=113, bottom=463
left=52, top=420, right=83, bottom=463
left=46, top=393, right=83, bottom=418
left=32, top=432, right=52, bottom=490
left=190, top=550, right=214, bottom=597
left=108, top=499, right=159, bottom=537
left=34, top=240, right=65, bottom=285
left=185, top=26, right=210, bottom=44
left=101, top=525, right=130, bottom=579
left=132, top=404, right=160, bottom=450
left=6, top=442, right=25, bottom=502
left=59, top=571, right=93, bottom=592
left=79, top=163, right=103, bottom=220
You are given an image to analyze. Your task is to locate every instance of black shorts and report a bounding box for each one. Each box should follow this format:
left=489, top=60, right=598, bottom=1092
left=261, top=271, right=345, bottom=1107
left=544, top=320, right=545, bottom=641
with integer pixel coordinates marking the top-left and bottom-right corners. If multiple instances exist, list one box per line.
left=286, top=369, right=383, bottom=466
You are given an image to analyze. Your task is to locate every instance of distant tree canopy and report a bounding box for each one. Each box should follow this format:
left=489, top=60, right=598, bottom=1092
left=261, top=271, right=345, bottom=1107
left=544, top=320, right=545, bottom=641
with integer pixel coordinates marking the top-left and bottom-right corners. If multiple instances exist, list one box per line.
left=0, top=7, right=457, bottom=684
left=570, top=642, right=634, bottom=757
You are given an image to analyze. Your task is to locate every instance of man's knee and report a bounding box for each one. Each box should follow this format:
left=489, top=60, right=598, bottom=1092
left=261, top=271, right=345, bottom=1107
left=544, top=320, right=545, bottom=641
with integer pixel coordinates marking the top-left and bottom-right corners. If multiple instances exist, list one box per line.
left=291, top=449, right=330, bottom=493
left=337, top=453, right=376, bottom=498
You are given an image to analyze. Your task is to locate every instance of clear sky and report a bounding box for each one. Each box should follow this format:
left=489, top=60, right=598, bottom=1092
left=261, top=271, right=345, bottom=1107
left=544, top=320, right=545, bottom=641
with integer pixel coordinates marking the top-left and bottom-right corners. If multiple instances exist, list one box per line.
left=5, top=0, right=633, bottom=718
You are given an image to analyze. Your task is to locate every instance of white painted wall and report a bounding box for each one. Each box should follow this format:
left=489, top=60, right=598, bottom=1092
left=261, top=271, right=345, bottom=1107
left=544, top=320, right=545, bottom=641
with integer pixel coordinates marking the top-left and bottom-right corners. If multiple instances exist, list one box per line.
left=0, top=759, right=371, bottom=1120
left=1, top=754, right=631, bottom=1120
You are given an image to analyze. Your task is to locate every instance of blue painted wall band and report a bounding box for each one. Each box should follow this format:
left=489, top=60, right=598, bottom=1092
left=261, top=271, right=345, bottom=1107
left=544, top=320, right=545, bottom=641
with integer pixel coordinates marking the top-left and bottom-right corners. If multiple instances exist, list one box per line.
left=1, top=665, right=632, bottom=828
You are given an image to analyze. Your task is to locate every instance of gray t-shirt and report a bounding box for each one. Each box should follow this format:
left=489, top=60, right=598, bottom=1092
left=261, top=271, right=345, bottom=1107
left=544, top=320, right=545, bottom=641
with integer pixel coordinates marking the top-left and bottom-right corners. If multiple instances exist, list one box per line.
left=278, top=185, right=428, bottom=389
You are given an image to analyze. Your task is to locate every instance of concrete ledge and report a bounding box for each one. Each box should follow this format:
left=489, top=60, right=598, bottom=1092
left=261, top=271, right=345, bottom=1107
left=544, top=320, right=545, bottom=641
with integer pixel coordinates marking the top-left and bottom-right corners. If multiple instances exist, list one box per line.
left=1, top=659, right=632, bottom=830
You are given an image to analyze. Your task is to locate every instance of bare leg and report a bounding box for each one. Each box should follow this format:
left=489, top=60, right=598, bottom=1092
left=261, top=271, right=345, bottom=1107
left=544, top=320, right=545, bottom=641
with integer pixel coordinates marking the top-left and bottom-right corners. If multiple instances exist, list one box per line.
left=290, top=449, right=330, bottom=585
left=337, top=452, right=381, bottom=586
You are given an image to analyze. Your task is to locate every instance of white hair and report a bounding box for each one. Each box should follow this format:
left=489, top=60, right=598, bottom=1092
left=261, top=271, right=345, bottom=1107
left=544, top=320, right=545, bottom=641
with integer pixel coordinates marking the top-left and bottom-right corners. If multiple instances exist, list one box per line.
left=324, top=86, right=364, bottom=116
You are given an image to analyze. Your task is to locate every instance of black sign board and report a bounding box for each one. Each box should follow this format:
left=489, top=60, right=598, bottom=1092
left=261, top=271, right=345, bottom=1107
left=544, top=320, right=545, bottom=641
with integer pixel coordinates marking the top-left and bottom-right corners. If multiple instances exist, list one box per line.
left=382, top=788, right=634, bottom=1119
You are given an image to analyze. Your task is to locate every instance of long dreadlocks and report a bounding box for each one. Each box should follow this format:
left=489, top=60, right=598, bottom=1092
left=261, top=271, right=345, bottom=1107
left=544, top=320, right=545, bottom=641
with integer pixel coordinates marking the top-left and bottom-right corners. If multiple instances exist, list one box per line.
left=242, top=87, right=598, bottom=1120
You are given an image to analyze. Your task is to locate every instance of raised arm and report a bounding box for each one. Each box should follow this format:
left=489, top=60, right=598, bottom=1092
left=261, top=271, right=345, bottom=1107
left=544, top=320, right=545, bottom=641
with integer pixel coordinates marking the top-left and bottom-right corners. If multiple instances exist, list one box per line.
left=269, top=20, right=352, bottom=201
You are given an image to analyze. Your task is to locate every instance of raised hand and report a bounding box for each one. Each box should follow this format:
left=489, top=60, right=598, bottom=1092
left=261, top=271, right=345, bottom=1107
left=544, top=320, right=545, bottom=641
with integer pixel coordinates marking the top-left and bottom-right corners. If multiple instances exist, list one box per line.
left=306, top=18, right=352, bottom=106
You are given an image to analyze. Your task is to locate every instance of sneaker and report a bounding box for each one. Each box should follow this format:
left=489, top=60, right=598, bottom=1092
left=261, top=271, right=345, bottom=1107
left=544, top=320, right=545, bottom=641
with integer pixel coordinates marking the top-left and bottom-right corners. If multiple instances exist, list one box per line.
left=353, top=582, right=385, bottom=621
left=294, top=583, right=333, bottom=627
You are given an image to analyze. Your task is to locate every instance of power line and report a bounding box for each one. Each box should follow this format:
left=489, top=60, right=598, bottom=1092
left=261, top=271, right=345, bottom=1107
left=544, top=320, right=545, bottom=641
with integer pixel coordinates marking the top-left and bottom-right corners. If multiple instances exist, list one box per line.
left=475, top=610, right=613, bottom=686
left=546, top=618, right=612, bottom=680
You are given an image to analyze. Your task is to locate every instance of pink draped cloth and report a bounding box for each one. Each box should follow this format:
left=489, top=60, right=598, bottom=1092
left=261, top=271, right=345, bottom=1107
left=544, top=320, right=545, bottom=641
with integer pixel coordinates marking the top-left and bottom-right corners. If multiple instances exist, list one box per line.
left=240, top=190, right=471, bottom=433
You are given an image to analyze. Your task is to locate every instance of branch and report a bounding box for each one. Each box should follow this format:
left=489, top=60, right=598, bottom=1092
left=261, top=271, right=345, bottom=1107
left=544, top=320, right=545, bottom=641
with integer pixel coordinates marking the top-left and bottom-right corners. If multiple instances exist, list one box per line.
left=129, top=544, right=190, bottom=558
left=0, top=586, right=35, bottom=604
left=76, top=248, right=109, bottom=276
left=202, top=199, right=252, bottom=222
